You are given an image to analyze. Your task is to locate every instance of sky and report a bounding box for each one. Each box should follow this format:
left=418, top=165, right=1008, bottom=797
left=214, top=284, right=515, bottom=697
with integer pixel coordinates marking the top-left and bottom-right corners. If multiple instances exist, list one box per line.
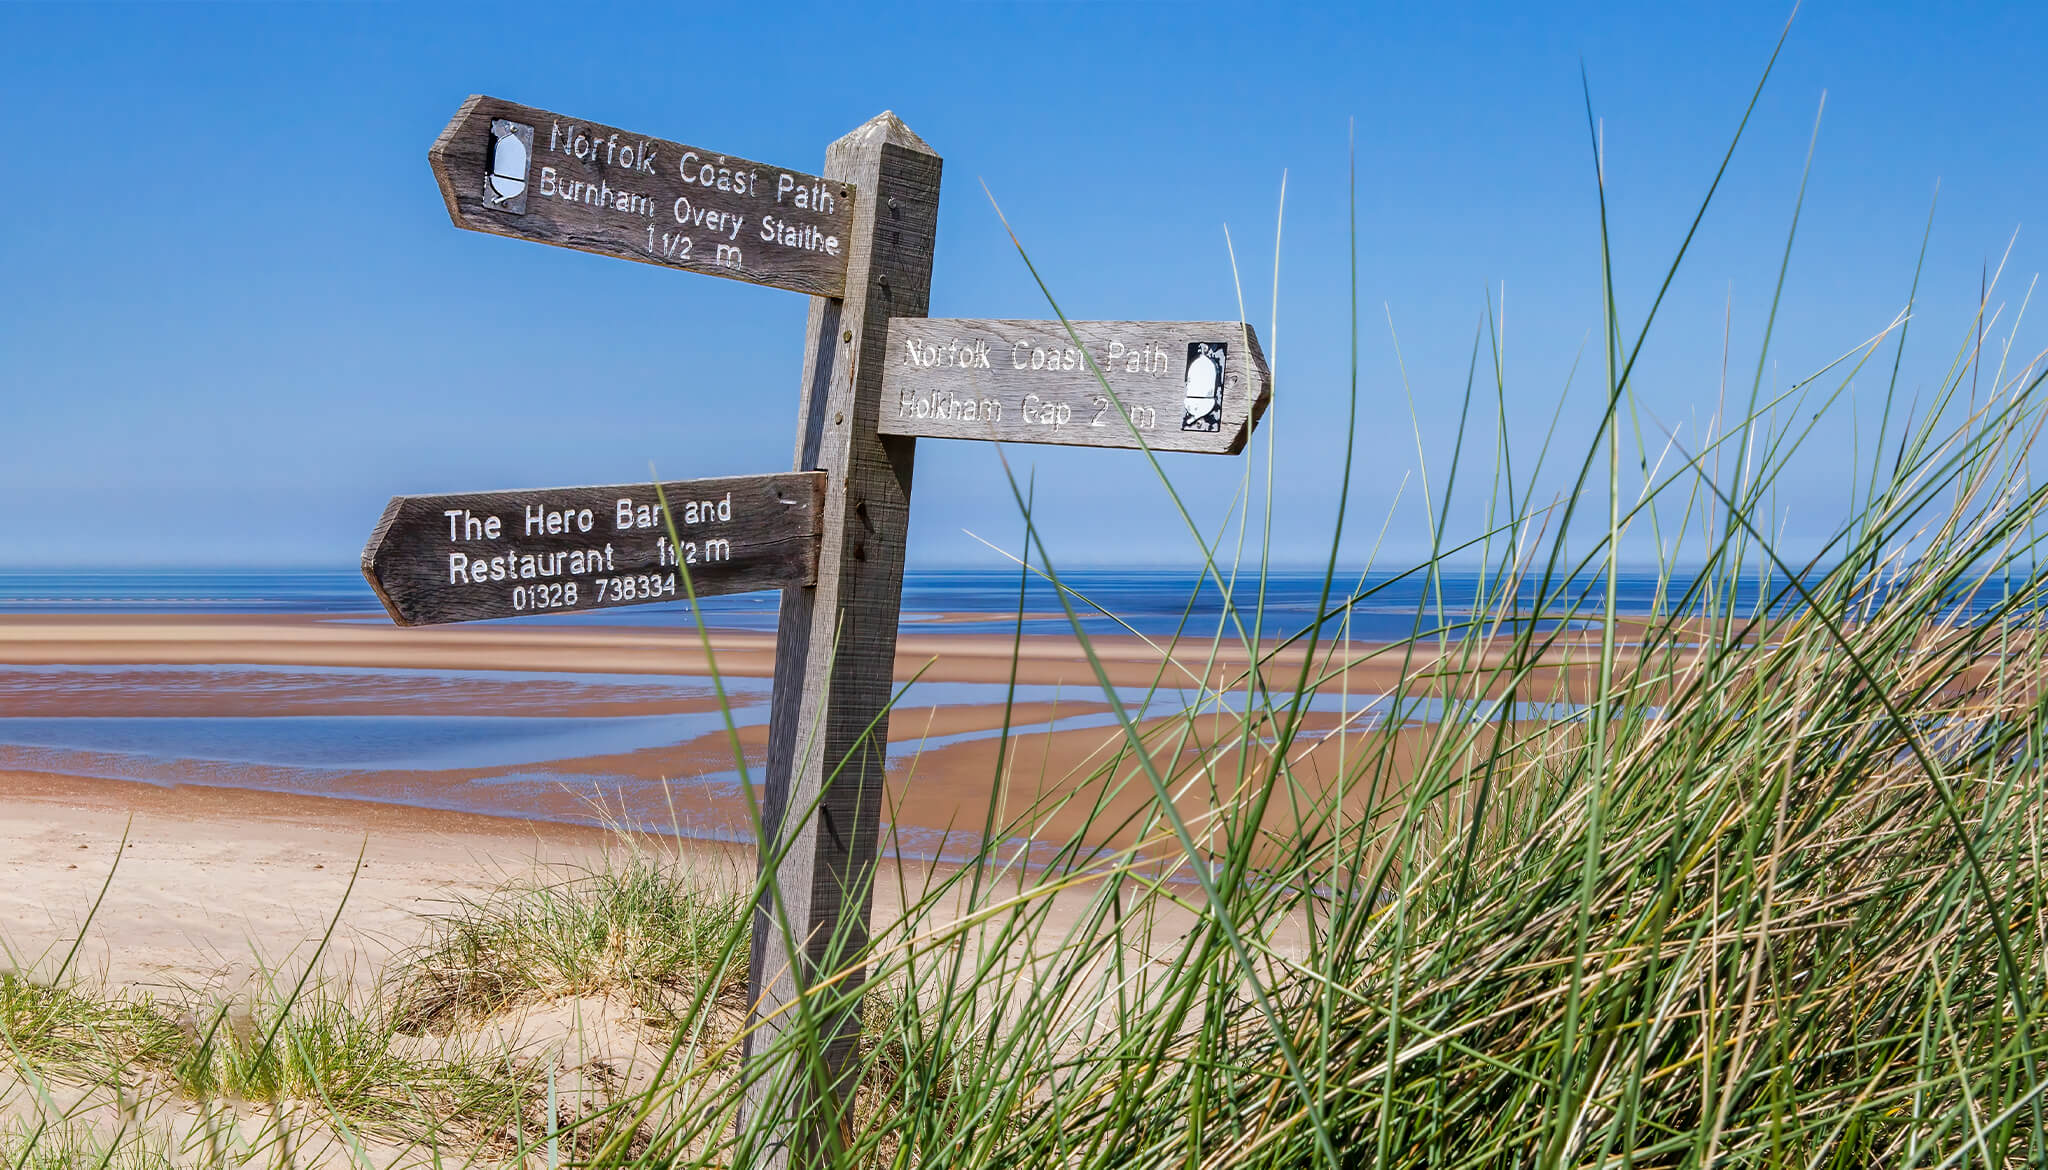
left=3, top=1, right=2045, bottom=571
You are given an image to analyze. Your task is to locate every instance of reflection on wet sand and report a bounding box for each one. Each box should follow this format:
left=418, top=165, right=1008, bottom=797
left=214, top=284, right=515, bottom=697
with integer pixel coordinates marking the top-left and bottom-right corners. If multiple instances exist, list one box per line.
left=0, top=612, right=1622, bottom=862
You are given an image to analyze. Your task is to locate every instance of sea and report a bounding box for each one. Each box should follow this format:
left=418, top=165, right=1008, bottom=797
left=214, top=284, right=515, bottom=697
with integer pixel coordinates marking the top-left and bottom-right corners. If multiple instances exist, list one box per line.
left=0, top=564, right=1826, bottom=638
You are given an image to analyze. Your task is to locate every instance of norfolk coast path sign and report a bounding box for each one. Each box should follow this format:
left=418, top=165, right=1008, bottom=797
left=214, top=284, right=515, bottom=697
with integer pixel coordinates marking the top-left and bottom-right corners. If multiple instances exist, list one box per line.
left=430, top=96, right=857, bottom=297
left=880, top=319, right=1271, bottom=454
left=361, top=472, right=824, bottom=626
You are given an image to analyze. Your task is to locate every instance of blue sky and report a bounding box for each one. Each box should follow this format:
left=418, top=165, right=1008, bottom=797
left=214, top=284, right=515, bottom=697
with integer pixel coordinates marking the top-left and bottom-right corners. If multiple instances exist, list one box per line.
left=2, top=2, right=2043, bottom=570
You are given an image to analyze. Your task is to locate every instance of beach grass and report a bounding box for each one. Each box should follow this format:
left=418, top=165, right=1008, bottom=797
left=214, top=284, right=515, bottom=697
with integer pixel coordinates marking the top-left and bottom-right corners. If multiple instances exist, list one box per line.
left=705, top=17, right=2048, bottom=1166
left=0, top=1117, right=175, bottom=1170
left=3, top=967, right=531, bottom=1152
left=166, top=985, right=525, bottom=1141
left=389, top=846, right=751, bottom=1035
left=9, top=16, right=2048, bottom=1168
left=1, top=970, right=183, bottom=1085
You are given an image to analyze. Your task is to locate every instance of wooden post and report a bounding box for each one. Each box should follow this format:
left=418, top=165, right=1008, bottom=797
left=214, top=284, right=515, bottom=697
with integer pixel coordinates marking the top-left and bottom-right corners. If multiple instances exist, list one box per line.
left=739, top=112, right=940, bottom=1161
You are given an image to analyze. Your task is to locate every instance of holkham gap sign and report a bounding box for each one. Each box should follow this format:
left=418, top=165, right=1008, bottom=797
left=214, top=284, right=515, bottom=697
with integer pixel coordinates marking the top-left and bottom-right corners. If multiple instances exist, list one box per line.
left=880, top=318, right=1271, bottom=454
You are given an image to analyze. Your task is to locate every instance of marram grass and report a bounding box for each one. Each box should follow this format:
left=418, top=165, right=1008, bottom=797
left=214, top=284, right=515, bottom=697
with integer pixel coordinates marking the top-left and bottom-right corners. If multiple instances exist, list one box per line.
left=706, top=27, right=2048, bottom=1167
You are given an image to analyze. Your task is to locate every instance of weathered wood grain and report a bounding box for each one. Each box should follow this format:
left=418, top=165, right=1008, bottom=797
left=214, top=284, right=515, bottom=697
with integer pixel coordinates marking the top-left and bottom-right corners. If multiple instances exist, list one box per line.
left=360, top=473, right=824, bottom=626
left=878, top=319, right=1270, bottom=454
left=737, top=116, right=940, bottom=1167
left=429, top=95, right=856, bottom=297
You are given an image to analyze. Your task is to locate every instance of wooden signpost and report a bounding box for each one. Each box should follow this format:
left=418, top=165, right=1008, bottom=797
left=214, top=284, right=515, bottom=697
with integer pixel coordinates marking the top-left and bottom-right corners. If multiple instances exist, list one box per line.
left=882, top=318, right=1270, bottom=454
left=376, top=93, right=1269, bottom=1166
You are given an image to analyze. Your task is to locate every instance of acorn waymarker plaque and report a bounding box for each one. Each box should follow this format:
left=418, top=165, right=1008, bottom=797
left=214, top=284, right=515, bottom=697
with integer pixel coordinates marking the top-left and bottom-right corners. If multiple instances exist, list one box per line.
left=377, top=93, right=1269, bottom=1168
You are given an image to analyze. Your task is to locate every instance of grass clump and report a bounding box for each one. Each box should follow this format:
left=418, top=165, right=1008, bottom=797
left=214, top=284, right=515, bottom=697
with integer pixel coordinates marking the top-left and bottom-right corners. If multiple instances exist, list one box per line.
left=1, top=971, right=183, bottom=1084
left=166, top=986, right=523, bottom=1141
left=390, top=847, right=748, bottom=1034
left=3, top=971, right=527, bottom=1149
left=0, top=1118, right=173, bottom=1170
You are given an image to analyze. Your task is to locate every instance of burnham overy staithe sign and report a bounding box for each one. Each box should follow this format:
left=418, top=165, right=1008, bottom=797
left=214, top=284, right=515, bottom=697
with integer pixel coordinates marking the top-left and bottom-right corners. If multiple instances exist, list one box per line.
left=361, top=472, right=825, bottom=626
left=877, top=319, right=1270, bottom=454
left=428, top=95, right=857, bottom=297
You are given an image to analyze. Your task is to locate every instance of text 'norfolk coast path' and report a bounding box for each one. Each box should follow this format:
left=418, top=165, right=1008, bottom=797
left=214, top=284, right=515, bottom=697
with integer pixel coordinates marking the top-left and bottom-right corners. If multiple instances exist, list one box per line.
left=429, top=95, right=857, bottom=297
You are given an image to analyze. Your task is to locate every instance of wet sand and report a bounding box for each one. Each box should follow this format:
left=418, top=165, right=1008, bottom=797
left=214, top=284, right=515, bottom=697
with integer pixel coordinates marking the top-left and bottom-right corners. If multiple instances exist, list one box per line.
left=0, top=610, right=1582, bottom=997
left=0, top=611, right=1613, bottom=847
left=0, top=610, right=1636, bottom=695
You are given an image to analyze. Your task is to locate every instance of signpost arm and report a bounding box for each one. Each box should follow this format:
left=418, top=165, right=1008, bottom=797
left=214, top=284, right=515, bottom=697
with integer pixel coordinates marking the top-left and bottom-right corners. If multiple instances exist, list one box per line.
left=740, top=112, right=940, bottom=1160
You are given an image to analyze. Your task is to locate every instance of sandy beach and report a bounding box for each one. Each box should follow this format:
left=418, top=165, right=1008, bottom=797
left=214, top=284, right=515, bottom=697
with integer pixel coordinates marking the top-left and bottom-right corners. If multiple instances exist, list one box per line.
left=0, top=770, right=630, bottom=993
left=0, top=607, right=1566, bottom=997
left=0, top=608, right=1300, bottom=1024
left=0, top=610, right=1573, bottom=833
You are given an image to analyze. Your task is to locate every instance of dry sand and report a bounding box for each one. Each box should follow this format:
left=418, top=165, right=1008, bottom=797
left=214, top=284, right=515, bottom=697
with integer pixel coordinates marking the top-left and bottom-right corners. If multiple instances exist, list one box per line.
left=0, top=771, right=634, bottom=994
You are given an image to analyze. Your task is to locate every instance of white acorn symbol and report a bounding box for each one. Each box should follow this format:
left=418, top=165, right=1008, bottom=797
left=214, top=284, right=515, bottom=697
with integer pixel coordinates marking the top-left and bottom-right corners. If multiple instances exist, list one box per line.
left=1183, top=347, right=1221, bottom=426
left=488, top=129, right=528, bottom=202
